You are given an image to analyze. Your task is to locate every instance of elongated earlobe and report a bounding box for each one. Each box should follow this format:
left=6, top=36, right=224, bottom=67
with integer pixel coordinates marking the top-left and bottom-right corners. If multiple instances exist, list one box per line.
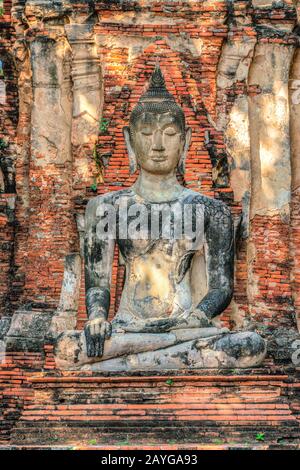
left=123, top=126, right=138, bottom=175
left=178, top=127, right=192, bottom=175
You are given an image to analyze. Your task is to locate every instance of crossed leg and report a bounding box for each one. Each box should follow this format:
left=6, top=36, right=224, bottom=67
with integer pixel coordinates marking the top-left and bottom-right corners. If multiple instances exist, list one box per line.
left=54, top=326, right=266, bottom=371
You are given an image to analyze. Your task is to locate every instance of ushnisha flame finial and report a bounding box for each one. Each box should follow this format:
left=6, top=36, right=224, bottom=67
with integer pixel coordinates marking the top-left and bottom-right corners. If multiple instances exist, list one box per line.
left=139, top=63, right=175, bottom=103
left=129, top=63, right=186, bottom=138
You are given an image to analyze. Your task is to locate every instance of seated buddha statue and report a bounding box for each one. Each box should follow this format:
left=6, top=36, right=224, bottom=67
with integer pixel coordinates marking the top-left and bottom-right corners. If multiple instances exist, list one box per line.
left=55, top=65, right=266, bottom=371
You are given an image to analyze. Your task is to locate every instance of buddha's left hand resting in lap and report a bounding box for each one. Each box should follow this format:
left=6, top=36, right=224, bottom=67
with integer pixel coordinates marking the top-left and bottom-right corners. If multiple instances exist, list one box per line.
left=55, top=65, right=266, bottom=371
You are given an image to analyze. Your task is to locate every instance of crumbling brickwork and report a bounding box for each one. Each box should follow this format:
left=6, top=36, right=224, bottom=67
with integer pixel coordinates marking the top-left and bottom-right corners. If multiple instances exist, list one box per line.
left=0, top=0, right=299, bottom=447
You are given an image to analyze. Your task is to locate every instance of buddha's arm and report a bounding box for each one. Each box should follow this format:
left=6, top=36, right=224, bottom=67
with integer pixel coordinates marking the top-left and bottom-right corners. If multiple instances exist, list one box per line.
left=84, top=198, right=115, bottom=320
left=84, top=198, right=115, bottom=357
left=196, top=201, right=234, bottom=319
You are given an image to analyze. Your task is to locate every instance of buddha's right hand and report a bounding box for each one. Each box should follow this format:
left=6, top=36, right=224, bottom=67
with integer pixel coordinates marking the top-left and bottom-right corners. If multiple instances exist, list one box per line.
left=84, top=318, right=112, bottom=358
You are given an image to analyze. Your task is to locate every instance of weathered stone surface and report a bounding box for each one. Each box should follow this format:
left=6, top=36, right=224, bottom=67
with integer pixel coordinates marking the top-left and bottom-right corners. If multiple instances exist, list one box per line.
left=83, top=336, right=266, bottom=372
left=55, top=327, right=228, bottom=367
left=246, top=42, right=297, bottom=330
left=216, top=14, right=256, bottom=240
left=30, top=36, right=72, bottom=166
left=65, top=23, right=102, bottom=147
left=225, top=96, right=251, bottom=238
left=248, top=43, right=294, bottom=217
left=23, top=29, right=75, bottom=306
left=217, top=39, right=256, bottom=92
left=5, top=311, right=53, bottom=351
left=55, top=328, right=266, bottom=371
left=0, top=316, right=11, bottom=340
left=267, top=327, right=300, bottom=363
left=48, top=253, right=82, bottom=339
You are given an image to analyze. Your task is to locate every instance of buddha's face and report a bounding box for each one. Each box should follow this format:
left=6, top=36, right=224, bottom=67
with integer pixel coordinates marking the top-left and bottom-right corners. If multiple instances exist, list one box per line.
left=130, top=112, right=186, bottom=175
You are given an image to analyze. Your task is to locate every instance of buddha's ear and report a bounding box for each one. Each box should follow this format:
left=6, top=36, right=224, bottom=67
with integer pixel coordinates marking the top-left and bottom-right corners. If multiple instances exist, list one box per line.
left=123, top=126, right=138, bottom=175
left=178, top=127, right=192, bottom=175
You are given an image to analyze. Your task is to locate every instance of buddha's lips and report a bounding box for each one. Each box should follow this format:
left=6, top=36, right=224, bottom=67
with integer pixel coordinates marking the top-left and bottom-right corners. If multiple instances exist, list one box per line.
left=151, top=156, right=167, bottom=162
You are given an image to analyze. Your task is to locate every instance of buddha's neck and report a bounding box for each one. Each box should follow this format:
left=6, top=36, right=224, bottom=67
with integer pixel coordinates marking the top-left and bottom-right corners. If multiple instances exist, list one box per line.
left=133, top=169, right=184, bottom=202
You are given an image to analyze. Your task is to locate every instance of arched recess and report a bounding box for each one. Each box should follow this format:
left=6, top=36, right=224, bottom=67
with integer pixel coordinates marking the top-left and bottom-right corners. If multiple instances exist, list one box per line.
left=87, top=38, right=235, bottom=327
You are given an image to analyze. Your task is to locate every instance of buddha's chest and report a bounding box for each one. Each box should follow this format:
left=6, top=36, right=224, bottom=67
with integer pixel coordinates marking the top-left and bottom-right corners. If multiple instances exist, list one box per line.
left=116, top=200, right=205, bottom=260
left=119, top=240, right=199, bottom=318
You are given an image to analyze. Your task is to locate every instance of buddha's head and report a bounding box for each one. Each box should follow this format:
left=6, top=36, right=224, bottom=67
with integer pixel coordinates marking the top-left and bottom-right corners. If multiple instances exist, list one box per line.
left=124, top=64, right=191, bottom=175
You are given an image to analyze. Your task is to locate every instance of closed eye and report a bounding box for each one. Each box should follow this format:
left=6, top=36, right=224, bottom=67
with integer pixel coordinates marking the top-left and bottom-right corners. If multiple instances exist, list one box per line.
left=164, top=127, right=177, bottom=136
left=140, top=129, right=153, bottom=136
left=165, top=132, right=177, bottom=137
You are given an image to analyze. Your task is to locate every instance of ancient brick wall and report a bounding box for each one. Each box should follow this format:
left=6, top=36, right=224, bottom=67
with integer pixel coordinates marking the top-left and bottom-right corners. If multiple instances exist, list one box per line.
left=0, top=0, right=300, bottom=447
left=0, top=0, right=299, bottom=333
left=0, top=0, right=17, bottom=316
left=0, top=0, right=299, bottom=330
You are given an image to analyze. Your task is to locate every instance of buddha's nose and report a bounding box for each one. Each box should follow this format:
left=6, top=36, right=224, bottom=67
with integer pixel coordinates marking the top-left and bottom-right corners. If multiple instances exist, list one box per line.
left=152, top=131, right=165, bottom=151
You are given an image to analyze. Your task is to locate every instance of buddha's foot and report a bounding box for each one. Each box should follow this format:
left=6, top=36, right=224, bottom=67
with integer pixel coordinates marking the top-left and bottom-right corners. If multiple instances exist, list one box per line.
left=54, top=328, right=266, bottom=371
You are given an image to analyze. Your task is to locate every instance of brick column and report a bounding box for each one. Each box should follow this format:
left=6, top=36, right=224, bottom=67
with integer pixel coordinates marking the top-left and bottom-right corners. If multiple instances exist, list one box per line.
left=248, top=42, right=295, bottom=328
left=290, top=48, right=300, bottom=332
left=23, top=29, right=74, bottom=307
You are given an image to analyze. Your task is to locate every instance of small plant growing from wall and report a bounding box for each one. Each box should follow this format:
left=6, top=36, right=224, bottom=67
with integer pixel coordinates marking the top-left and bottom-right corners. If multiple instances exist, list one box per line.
left=88, top=439, right=98, bottom=446
left=90, top=117, right=112, bottom=191
left=90, top=144, right=105, bottom=192
left=90, top=178, right=98, bottom=193
left=0, top=1, right=4, bottom=17
left=0, top=138, right=8, bottom=151
left=99, top=117, right=110, bottom=134
left=165, top=378, right=174, bottom=386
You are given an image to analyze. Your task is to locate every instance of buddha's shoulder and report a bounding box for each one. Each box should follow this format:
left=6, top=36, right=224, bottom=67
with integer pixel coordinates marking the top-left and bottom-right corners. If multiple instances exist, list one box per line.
left=182, top=189, right=232, bottom=220
left=86, top=189, right=135, bottom=213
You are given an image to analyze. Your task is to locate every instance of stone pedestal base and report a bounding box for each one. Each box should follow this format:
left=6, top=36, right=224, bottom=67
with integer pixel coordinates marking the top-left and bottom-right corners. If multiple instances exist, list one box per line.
left=10, top=371, right=300, bottom=446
